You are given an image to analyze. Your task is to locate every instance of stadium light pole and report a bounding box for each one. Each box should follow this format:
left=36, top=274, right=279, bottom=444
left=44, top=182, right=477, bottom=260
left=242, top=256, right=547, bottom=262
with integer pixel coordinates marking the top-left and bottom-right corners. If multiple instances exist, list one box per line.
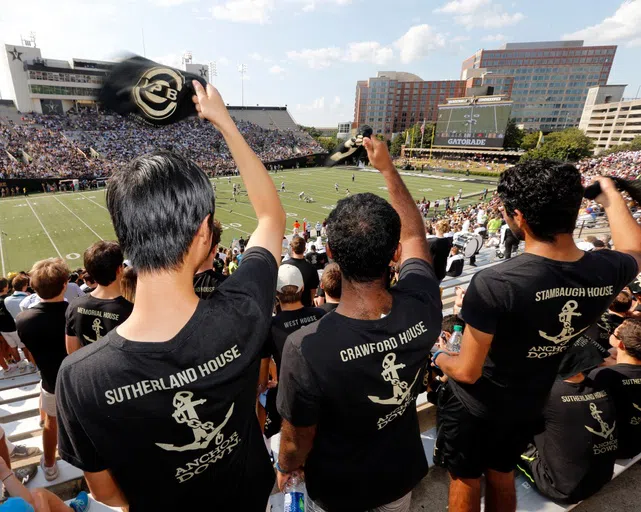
left=238, top=64, right=247, bottom=107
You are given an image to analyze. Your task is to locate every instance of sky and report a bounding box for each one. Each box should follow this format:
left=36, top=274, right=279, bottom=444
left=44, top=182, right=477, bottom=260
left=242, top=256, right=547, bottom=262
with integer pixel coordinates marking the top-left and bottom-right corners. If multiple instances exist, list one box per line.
left=1, top=0, right=641, bottom=127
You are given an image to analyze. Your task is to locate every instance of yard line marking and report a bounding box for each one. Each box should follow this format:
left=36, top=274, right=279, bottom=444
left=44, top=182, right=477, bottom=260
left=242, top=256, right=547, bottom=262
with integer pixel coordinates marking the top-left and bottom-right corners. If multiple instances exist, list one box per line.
left=52, top=196, right=104, bottom=240
left=78, top=192, right=108, bottom=211
left=25, top=199, right=62, bottom=258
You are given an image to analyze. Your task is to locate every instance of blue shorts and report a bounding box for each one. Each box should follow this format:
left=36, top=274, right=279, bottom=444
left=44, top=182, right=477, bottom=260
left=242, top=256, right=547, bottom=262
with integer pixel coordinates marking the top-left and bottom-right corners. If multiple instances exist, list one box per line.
left=1, top=498, right=35, bottom=512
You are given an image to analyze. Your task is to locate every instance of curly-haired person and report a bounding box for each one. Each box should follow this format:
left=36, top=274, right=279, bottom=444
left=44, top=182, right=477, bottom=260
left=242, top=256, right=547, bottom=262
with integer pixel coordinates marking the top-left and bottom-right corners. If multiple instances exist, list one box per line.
left=433, top=159, right=641, bottom=512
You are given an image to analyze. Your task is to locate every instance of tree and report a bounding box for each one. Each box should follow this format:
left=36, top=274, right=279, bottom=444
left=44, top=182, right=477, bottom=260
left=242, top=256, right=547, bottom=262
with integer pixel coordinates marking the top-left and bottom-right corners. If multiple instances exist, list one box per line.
left=317, top=137, right=337, bottom=153
left=503, top=119, right=524, bottom=150
left=521, top=131, right=540, bottom=150
left=299, top=125, right=323, bottom=139
left=390, top=133, right=405, bottom=157
left=602, top=135, right=641, bottom=155
left=520, top=128, right=594, bottom=162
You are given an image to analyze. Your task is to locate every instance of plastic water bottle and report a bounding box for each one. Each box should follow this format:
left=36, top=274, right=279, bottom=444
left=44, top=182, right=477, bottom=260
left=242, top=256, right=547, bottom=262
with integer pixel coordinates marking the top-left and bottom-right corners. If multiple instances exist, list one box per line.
left=284, top=474, right=305, bottom=512
left=446, top=325, right=463, bottom=353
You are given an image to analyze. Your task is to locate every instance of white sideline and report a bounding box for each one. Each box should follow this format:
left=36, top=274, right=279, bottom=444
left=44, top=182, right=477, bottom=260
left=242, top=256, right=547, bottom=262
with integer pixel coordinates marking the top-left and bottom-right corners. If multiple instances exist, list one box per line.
left=52, top=195, right=104, bottom=240
left=25, top=199, right=62, bottom=258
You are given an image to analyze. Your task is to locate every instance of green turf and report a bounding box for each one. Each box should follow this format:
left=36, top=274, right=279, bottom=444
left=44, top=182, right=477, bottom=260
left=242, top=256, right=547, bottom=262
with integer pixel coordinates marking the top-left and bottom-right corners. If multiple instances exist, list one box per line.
left=0, top=167, right=490, bottom=273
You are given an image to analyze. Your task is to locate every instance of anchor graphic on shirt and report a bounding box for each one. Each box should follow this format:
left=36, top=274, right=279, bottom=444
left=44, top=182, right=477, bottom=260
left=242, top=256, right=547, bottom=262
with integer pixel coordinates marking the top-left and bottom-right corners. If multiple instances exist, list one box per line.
left=156, top=391, right=234, bottom=452
left=539, top=300, right=589, bottom=345
left=368, top=353, right=421, bottom=406
left=585, top=402, right=616, bottom=440
left=82, top=318, right=104, bottom=344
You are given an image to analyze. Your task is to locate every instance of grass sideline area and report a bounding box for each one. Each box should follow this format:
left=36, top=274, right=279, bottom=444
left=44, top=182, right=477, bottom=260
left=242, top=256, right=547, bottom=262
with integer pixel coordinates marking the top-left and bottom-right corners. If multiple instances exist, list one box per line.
left=0, top=167, right=490, bottom=272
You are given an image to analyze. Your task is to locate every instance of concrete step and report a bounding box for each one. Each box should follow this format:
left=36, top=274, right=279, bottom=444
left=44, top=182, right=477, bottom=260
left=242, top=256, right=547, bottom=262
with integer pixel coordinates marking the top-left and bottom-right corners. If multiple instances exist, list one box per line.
left=26, top=459, right=83, bottom=491
left=5, top=415, right=42, bottom=440
left=0, top=373, right=40, bottom=391
left=0, top=382, right=40, bottom=405
left=0, top=367, right=38, bottom=382
left=0, top=396, right=40, bottom=423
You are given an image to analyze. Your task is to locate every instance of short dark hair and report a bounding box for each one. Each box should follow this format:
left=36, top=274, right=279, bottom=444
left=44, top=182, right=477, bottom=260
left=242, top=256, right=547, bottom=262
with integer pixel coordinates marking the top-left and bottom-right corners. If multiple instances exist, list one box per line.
left=12, top=275, right=29, bottom=292
left=290, top=236, right=306, bottom=255
left=327, top=193, right=400, bottom=283
left=106, top=151, right=215, bottom=272
left=277, top=285, right=303, bottom=305
left=442, top=314, right=465, bottom=334
left=498, top=159, right=583, bottom=242
left=30, top=258, right=69, bottom=299
left=321, top=263, right=341, bottom=299
left=84, top=241, right=124, bottom=286
left=212, top=219, right=222, bottom=248
left=0, top=278, right=8, bottom=292
left=121, top=266, right=137, bottom=303
left=610, top=290, right=633, bottom=313
left=618, top=318, right=641, bottom=360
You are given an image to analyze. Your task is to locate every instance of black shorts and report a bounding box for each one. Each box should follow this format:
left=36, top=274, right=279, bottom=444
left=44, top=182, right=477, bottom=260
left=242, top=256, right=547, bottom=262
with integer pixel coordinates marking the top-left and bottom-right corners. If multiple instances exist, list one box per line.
left=434, top=383, right=534, bottom=479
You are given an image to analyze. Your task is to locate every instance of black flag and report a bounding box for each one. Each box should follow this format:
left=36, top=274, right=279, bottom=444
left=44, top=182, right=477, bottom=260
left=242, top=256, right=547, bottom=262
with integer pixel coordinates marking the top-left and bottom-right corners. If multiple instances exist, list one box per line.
left=324, top=125, right=373, bottom=167
left=99, top=55, right=207, bottom=126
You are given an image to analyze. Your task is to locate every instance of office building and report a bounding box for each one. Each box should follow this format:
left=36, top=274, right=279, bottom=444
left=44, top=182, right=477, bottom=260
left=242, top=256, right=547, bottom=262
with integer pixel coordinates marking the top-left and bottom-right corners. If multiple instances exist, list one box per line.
left=461, top=41, right=617, bottom=131
left=353, top=72, right=466, bottom=139
left=579, top=85, right=641, bottom=153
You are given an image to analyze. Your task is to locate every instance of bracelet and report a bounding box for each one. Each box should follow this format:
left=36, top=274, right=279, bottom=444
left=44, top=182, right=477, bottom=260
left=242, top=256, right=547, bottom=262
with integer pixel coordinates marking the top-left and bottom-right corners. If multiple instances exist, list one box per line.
left=2, top=472, right=14, bottom=482
left=274, top=461, right=289, bottom=474
left=432, top=350, right=448, bottom=369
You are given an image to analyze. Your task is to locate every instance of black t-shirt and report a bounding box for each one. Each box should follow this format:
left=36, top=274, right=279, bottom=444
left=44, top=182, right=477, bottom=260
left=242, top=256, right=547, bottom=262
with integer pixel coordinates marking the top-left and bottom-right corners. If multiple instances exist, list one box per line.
left=454, top=250, right=638, bottom=420
left=66, top=295, right=133, bottom=348
left=590, top=363, right=641, bottom=459
left=56, top=248, right=278, bottom=511
left=277, top=259, right=441, bottom=510
left=16, top=302, right=68, bottom=393
left=0, top=294, right=16, bottom=332
left=282, top=258, right=320, bottom=307
left=427, top=237, right=453, bottom=282
left=262, top=307, right=325, bottom=377
left=193, top=269, right=228, bottom=299
left=598, top=311, right=625, bottom=338
left=305, top=252, right=327, bottom=271
left=533, top=378, right=617, bottom=502
left=320, top=302, right=338, bottom=313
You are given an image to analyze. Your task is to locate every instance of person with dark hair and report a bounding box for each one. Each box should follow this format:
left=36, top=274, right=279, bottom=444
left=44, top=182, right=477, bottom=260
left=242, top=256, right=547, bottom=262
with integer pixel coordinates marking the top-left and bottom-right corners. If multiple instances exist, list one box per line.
left=55, top=81, right=285, bottom=511
left=17, top=258, right=70, bottom=482
left=258, top=265, right=325, bottom=439
left=283, top=236, right=319, bottom=307
left=276, top=136, right=440, bottom=511
left=319, top=263, right=341, bottom=313
left=80, top=273, right=96, bottom=293
left=433, top=162, right=641, bottom=512
left=591, top=318, right=641, bottom=459
left=598, top=290, right=634, bottom=340
left=445, top=246, right=464, bottom=278
left=4, top=275, right=30, bottom=321
left=65, top=241, right=132, bottom=354
left=64, top=272, right=85, bottom=303
left=0, top=277, right=35, bottom=374
left=193, top=219, right=227, bottom=299
left=517, top=341, right=617, bottom=504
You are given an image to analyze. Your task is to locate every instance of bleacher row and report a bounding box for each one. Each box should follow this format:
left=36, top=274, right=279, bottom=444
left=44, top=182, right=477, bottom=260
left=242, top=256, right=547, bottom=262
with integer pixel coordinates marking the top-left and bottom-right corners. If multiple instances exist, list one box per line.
left=0, top=238, right=636, bottom=511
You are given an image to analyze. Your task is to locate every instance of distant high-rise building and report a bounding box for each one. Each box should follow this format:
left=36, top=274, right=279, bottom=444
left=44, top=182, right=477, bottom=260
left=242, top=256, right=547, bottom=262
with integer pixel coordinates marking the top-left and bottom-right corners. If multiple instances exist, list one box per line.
left=353, top=72, right=466, bottom=139
left=461, top=41, right=617, bottom=132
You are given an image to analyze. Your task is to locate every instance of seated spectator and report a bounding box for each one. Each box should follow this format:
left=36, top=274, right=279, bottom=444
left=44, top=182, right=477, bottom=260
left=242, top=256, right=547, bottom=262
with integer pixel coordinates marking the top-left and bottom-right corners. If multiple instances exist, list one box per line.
left=193, top=220, right=227, bottom=299
left=259, top=265, right=325, bottom=438
left=591, top=318, right=641, bottom=459
left=445, top=246, right=465, bottom=278
left=518, top=342, right=616, bottom=503
left=319, top=263, right=341, bottom=313
left=65, top=241, right=133, bottom=354
left=55, top=82, right=285, bottom=510
left=276, top=136, right=441, bottom=511
left=16, top=258, right=70, bottom=481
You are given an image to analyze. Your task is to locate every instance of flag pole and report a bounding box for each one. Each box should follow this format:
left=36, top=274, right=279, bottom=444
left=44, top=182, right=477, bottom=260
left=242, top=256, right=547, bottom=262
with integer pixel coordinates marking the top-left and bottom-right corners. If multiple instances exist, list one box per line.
left=429, top=124, right=436, bottom=166
left=420, top=119, right=425, bottom=148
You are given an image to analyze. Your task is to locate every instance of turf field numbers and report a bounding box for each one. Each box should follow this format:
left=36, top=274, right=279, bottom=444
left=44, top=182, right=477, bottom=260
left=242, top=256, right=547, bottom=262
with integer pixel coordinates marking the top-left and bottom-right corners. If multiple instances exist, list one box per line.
left=229, top=223, right=242, bottom=228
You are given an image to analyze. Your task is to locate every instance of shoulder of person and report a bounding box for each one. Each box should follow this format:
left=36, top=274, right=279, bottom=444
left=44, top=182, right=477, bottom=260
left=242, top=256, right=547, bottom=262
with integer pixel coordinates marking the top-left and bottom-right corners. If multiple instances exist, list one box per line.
left=58, top=331, right=116, bottom=376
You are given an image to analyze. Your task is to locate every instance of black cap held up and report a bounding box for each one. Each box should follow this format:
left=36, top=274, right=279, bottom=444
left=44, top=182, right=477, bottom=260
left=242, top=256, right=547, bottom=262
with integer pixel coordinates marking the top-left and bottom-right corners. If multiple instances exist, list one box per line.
left=99, top=55, right=207, bottom=126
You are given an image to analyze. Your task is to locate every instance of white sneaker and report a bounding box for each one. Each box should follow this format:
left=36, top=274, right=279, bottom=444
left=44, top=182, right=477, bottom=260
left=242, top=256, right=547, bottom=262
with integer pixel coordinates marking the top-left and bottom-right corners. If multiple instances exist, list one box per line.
left=40, top=456, right=59, bottom=482
left=1, top=365, right=18, bottom=378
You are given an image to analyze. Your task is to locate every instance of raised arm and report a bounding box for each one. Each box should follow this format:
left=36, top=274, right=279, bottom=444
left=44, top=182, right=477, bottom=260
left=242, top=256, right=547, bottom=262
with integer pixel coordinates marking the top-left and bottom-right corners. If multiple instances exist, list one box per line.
left=594, top=176, right=641, bottom=269
left=363, top=137, right=431, bottom=265
left=192, top=81, right=286, bottom=264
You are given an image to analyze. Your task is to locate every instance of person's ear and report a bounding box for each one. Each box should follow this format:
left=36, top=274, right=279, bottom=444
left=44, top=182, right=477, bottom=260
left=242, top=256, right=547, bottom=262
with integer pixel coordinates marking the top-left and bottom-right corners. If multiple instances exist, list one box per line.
left=197, top=215, right=212, bottom=246
left=392, top=243, right=402, bottom=264
left=326, top=244, right=333, bottom=260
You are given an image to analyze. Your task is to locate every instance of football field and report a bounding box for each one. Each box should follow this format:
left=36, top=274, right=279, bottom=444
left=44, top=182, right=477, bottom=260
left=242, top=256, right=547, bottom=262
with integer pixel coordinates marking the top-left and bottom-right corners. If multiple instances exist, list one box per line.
left=0, top=167, right=490, bottom=273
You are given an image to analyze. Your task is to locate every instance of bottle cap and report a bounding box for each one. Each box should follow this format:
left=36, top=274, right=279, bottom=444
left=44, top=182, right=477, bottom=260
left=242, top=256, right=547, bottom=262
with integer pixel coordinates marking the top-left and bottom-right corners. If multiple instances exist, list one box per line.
left=453, top=325, right=463, bottom=332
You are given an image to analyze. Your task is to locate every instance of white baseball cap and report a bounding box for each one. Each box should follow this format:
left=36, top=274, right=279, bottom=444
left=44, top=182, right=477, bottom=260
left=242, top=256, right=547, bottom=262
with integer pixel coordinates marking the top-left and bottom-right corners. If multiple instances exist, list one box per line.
left=277, top=265, right=305, bottom=293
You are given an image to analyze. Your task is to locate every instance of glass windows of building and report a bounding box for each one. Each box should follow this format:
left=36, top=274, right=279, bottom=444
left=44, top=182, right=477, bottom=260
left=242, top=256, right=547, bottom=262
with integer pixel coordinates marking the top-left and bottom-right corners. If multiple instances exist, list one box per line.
left=30, top=85, right=98, bottom=97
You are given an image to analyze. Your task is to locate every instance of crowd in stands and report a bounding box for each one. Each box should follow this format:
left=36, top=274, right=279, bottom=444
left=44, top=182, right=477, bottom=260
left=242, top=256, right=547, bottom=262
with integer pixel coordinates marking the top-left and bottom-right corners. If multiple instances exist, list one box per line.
left=0, top=111, right=323, bottom=180
left=3, top=84, right=641, bottom=512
